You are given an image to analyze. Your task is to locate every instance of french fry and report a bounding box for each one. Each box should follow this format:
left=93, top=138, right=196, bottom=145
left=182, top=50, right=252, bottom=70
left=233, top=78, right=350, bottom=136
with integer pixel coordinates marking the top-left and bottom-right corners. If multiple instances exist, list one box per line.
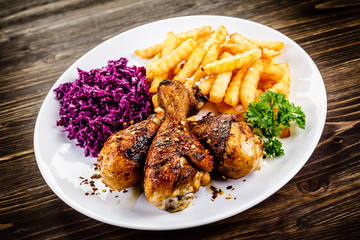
left=152, top=94, right=159, bottom=108
left=230, top=33, right=284, bottom=51
left=136, top=26, right=291, bottom=115
left=146, top=53, right=161, bottom=82
left=136, top=26, right=211, bottom=60
left=173, top=60, right=186, bottom=75
left=135, top=43, right=163, bottom=59
left=150, top=39, right=197, bottom=76
left=146, top=72, right=155, bottom=83
left=184, top=77, right=196, bottom=89
left=146, top=53, right=161, bottom=69
left=209, top=71, right=232, bottom=103
left=160, top=32, right=181, bottom=79
left=187, top=116, right=197, bottom=122
left=176, top=26, right=212, bottom=43
left=229, top=33, right=257, bottom=50
left=250, top=39, right=284, bottom=51
left=234, top=104, right=246, bottom=115
left=202, top=48, right=261, bottom=75
left=203, top=25, right=228, bottom=51
left=209, top=52, right=233, bottom=103
left=198, top=75, right=216, bottom=95
left=197, top=36, right=209, bottom=47
left=154, top=107, right=164, bottom=114
left=149, top=73, right=168, bottom=93
left=184, top=68, right=206, bottom=88
left=224, top=66, right=249, bottom=106
left=162, top=32, right=178, bottom=56
left=174, top=48, right=207, bottom=83
left=202, top=43, right=221, bottom=66
left=261, top=58, right=284, bottom=81
left=258, top=78, right=276, bottom=90
left=279, top=125, right=291, bottom=138
left=262, top=48, right=281, bottom=59
left=215, top=102, right=238, bottom=114
left=268, top=63, right=290, bottom=98
left=221, top=43, right=250, bottom=55
left=240, top=59, right=263, bottom=110
left=152, top=94, right=165, bottom=114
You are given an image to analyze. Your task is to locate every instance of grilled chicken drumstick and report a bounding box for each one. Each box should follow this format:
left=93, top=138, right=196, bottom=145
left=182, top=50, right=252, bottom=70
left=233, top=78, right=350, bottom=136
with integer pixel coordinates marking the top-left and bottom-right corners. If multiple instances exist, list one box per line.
left=189, top=113, right=264, bottom=179
left=144, top=80, right=214, bottom=213
left=97, top=113, right=163, bottom=191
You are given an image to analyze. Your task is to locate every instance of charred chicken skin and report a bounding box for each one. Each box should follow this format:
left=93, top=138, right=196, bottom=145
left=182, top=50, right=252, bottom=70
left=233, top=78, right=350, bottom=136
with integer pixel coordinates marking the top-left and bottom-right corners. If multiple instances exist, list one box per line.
left=189, top=113, right=264, bottom=179
left=97, top=114, right=163, bottom=191
left=144, top=80, right=214, bottom=213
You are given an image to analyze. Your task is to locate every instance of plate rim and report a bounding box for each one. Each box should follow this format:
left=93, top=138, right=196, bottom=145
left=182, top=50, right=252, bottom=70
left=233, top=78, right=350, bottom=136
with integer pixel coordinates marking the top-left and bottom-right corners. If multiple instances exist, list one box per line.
left=33, top=14, right=327, bottom=230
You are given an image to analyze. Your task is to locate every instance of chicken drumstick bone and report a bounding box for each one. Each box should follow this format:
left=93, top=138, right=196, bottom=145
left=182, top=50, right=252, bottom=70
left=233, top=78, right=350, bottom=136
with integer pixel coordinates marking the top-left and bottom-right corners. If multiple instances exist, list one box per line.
left=144, top=80, right=214, bottom=212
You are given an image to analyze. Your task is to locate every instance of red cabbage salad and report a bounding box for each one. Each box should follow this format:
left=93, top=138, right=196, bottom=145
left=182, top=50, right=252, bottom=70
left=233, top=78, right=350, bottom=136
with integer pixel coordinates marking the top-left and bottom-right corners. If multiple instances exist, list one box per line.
left=54, top=58, right=153, bottom=157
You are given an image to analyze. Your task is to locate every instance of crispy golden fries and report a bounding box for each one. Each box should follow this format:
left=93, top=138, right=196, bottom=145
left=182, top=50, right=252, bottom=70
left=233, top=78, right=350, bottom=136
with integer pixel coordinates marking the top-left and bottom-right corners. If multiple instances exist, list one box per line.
left=174, top=48, right=207, bottom=83
left=176, top=26, right=212, bottom=43
left=279, top=125, right=291, bottom=138
left=149, top=73, right=168, bottom=93
left=202, top=43, right=221, bottom=66
left=269, top=63, right=291, bottom=98
left=210, top=71, right=232, bottom=103
left=185, top=68, right=205, bottom=88
left=150, top=39, right=197, bottom=76
left=229, top=33, right=257, bottom=49
left=173, top=61, right=185, bottom=75
left=224, top=66, right=249, bottom=107
left=203, top=25, right=228, bottom=50
left=240, top=59, right=263, bottom=110
left=186, top=116, right=197, bottom=122
left=262, top=48, right=281, bottom=59
left=162, top=32, right=178, bottom=56
left=258, top=78, right=276, bottom=90
left=198, top=75, right=216, bottom=95
left=215, top=102, right=238, bottom=114
left=209, top=52, right=233, bottom=103
left=261, top=58, right=284, bottom=81
left=250, top=39, right=284, bottom=51
left=152, top=94, right=158, bottom=108
left=152, top=94, right=164, bottom=114
left=135, top=25, right=290, bottom=115
left=221, top=43, right=250, bottom=55
left=202, top=49, right=261, bottom=75
left=145, top=53, right=161, bottom=81
left=135, top=43, right=163, bottom=59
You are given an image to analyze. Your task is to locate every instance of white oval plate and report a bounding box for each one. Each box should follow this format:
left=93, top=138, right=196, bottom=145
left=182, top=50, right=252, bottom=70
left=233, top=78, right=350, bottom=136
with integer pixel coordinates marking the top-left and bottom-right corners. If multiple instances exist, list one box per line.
left=34, top=15, right=326, bottom=230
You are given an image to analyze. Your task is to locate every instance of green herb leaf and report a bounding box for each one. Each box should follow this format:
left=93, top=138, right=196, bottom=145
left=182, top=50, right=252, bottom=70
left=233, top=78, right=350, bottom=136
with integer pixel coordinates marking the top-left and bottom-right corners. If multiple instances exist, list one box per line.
left=263, top=138, right=284, bottom=157
left=244, top=90, right=306, bottom=157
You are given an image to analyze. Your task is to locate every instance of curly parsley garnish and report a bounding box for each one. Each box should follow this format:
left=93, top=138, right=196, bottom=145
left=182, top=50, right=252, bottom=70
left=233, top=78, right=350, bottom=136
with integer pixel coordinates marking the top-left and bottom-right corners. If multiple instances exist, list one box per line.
left=244, top=90, right=306, bottom=157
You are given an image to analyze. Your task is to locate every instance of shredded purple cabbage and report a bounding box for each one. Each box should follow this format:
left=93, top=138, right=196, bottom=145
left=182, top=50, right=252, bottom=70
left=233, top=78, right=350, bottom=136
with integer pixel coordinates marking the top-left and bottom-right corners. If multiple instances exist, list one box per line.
left=54, top=58, right=153, bottom=157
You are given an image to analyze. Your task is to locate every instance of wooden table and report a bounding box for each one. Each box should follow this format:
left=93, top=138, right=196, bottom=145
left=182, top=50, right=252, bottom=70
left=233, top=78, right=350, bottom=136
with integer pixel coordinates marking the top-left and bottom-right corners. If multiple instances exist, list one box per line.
left=1, top=0, right=359, bottom=239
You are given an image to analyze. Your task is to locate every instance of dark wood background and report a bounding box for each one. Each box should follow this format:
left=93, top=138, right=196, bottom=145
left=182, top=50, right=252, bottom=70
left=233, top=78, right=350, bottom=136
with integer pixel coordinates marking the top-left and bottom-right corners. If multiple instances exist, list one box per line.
left=1, top=0, right=359, bottom=239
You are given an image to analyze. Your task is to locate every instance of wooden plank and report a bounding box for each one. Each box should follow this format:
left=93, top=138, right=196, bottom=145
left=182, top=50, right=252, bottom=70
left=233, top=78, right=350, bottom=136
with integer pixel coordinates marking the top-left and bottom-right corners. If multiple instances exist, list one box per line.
left=0, top=0, right=359, bottom=239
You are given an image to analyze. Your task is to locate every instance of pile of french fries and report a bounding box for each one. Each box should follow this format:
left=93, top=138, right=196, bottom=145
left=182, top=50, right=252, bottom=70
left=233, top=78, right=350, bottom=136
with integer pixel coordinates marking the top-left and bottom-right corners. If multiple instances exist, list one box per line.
left=135, top=25, right=290, bottom=114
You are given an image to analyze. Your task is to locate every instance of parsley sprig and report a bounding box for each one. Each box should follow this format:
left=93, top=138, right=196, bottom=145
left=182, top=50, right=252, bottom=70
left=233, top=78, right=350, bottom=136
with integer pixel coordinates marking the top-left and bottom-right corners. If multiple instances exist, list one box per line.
left=244, top=90, right=306, bottom=157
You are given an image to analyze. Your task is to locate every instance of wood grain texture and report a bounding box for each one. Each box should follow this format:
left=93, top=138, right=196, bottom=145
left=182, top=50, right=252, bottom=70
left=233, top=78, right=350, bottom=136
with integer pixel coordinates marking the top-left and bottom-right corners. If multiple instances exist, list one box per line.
left=1, top=0, right=359, bottom=239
